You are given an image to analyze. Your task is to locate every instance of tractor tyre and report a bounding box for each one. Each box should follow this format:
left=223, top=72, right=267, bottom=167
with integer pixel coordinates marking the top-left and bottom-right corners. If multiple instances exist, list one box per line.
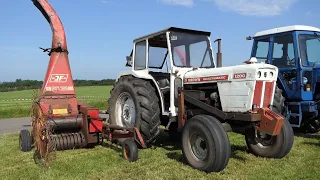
left=300, top=119, right=320, bottom=134
left=19, top=129, right=32, bottom=152
left=108, top=76, right=161, bottom=147
left=273, top=85, right=320, bottom=133
left=272, top=85, right=286, bottom=115
left=181, top=115, right=231, bottom=173
left=244, top=118, right=294, bottom=158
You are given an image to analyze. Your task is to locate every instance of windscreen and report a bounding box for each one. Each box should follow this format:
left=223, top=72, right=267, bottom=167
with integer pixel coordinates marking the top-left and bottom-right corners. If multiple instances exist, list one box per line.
left=169, top=32, right=214, bottom=68
left=299, top=33, right=320, bottom=66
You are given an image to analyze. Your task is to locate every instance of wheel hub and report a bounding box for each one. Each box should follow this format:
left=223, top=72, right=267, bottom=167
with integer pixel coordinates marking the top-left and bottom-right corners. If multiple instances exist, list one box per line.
left=255, top=130, right=276, bottom=147
left=115, top=92, right=136, bottom=127
left=190, top=132, right=208, bottom=160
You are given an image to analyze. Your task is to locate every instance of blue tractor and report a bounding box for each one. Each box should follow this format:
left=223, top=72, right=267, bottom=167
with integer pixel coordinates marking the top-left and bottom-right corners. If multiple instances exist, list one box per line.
left=247, top=25, right=320, bottom=133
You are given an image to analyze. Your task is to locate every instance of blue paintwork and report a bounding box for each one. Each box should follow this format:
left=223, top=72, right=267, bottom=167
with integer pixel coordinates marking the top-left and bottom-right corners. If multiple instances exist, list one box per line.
left=251, top=30, right=320, bottom=128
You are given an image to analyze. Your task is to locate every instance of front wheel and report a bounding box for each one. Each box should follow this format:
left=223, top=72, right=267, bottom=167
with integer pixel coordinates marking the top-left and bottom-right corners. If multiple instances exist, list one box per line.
left=245, top=119, right=294, bottom=158
left=181, top=115, right=231, bottom=173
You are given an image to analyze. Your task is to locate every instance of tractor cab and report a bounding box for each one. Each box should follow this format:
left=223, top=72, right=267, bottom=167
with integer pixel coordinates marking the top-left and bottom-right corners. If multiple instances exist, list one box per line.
left=125, top=27, right=218, bottom=115
left=249, top=25, right=320, bottom=101
left=248, top=25, right=320, bottom=131
left=126, top=27, right=216, bottom=72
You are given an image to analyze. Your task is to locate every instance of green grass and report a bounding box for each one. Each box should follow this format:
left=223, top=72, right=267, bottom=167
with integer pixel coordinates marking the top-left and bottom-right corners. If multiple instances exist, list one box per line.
left=0, top=130, right=319, bottom=180
left=0, top=86, right=112, bottom=119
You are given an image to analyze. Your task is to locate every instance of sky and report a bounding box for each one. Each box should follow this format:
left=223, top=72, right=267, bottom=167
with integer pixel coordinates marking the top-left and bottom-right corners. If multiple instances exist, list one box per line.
left=0, top=0, right=320, bottom=81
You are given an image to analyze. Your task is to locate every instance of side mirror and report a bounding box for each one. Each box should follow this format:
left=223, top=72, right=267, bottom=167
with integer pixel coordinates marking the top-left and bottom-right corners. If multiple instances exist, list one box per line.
left=246, top=36, right=253, bottom=40
left=126, top=56, right=132, bottom=67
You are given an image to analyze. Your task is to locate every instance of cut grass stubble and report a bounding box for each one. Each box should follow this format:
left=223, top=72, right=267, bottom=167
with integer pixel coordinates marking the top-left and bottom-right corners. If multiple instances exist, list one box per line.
left=0, top=130, right=319, bottom=180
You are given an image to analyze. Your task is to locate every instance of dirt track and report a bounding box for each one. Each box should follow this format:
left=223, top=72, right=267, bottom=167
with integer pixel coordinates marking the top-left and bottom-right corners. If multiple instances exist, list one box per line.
left=0, top=117, right=31, bottom=134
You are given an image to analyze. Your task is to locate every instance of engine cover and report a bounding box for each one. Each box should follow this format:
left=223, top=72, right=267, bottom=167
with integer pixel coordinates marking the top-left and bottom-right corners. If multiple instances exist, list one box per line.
left=183, top=63, right=278, bottom=112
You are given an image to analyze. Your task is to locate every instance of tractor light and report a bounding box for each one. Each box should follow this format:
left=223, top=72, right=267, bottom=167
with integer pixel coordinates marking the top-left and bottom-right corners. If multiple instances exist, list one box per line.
left=269, top=72, right=273, bottom=78
left=257, top=71, right=261, bottom=78
left=306, top=84, right=311, bottom=91
left=252, top=104, right=257, bottom=110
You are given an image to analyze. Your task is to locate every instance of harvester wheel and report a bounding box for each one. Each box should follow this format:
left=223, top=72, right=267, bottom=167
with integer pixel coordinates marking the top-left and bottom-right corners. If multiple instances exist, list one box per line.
left=19, top=129, right=32, bottom=152
left=244, top=119, right=294, bottom=158
left=181, top=115, right=231, bottom=173
left=108, top=76, right=161, bottom=147
left=122, top=139, right=138, bottom=162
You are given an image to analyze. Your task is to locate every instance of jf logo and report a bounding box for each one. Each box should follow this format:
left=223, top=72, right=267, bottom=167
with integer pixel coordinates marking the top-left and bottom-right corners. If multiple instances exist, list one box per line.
left=49, top=74, right=68, bottom=83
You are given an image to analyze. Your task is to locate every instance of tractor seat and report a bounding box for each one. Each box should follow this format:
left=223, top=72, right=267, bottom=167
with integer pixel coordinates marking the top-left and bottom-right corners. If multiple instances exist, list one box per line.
left=157, top=78, right=170, bottom=94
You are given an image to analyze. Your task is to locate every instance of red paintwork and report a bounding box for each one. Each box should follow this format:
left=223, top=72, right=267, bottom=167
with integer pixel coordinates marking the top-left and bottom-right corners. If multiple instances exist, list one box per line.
left=253, top=81, right=263, bottom=109
left=34, top=0, right=78, bottom=118
left=233, top=73, right=247, bottom=79
left=263, top=81, right=274, bottom=108
left=89, top=120, right=103, bottom=133
left=253, top=81, right=275, bottom=110
left=257, top=107, right=284, bottom=136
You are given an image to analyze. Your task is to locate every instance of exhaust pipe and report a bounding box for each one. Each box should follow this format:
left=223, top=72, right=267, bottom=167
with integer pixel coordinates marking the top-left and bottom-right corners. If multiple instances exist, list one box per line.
left=214, top=39, right=222, bottom=67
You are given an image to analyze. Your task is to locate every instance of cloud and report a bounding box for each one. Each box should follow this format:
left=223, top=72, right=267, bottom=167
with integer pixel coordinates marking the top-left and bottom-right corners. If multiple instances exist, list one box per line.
left=159, top=0, right=296, bottom=16
left=211, top=0, right=296, bottom=16
left=101, top=0, right=110, bottom=4
left=304, top=11, right=312, bottom=17
left=159, top=0, right=194, bottom=7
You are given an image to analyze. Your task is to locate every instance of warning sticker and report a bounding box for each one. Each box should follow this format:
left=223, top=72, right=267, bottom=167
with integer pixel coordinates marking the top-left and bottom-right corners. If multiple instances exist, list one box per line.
left=45, top=86, right=74, bottom=91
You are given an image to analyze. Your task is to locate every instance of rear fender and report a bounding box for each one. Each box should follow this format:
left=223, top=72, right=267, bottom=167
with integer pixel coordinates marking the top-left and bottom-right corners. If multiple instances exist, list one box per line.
left=116, top=70, right=167, bottom=116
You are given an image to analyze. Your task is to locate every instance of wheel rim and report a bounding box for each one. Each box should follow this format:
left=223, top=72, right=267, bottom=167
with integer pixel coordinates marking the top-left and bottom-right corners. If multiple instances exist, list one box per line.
left=115, top=92, right=136, bottom=127
left=124, top=144, right=130, bottom=160
left=254, top=130, right=276, bottom=148
left=190, top=131, right=208, bottom=161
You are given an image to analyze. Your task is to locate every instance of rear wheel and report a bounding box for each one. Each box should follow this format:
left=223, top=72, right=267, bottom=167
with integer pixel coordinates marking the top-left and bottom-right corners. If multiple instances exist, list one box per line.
left=273, top=85, right=320, bottom=133
left=181, top=115, right=231, bottom=173
left=108, top=76, right=161, bottom=147
left=272, top=85, right=286, bottom=115
left=300, top=118, right=320, bottom=134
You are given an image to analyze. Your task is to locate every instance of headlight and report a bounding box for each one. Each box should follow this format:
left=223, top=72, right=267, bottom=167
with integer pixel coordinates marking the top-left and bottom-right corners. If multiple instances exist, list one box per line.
left=303, top=77, right=308, bottom=85
left=269, top=72, right=273, bottom=78
left=257, top=71, right=261, bottom=78
left=264, top=72, right=267, bottom=78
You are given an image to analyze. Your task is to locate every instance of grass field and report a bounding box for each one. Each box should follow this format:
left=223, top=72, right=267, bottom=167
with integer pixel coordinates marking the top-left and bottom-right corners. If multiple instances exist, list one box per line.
left=0, top=86, right=112, bottom=119
left=0, top=86, right=320, bottom=179
left=0, top=130, right=319, bottom=180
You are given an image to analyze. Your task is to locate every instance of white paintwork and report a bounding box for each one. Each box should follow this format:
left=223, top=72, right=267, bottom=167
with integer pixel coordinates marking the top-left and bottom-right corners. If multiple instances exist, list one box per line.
left=116, top=29, right=280, bottom=119
left=254, top=25, right=320, bottom=37
left=249, top=57, right=257, bottom=63
left=167, top=32, right=177, bottom=117
left=183, top=63, right=278, bottom=112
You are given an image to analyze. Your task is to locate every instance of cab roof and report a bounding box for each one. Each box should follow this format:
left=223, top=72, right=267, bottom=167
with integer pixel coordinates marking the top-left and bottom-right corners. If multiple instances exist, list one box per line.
left=254, top=25, right=320, bottom=37
left=133, top=27, right=211, bottom=43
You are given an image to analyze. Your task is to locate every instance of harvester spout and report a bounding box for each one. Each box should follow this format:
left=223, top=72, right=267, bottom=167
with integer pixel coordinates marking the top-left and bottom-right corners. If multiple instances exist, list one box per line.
left=32, top=0, right=75, bottom=97
left=32, top=0, right=78, bottom=117
left=32, top=0, right=67, bottom=50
